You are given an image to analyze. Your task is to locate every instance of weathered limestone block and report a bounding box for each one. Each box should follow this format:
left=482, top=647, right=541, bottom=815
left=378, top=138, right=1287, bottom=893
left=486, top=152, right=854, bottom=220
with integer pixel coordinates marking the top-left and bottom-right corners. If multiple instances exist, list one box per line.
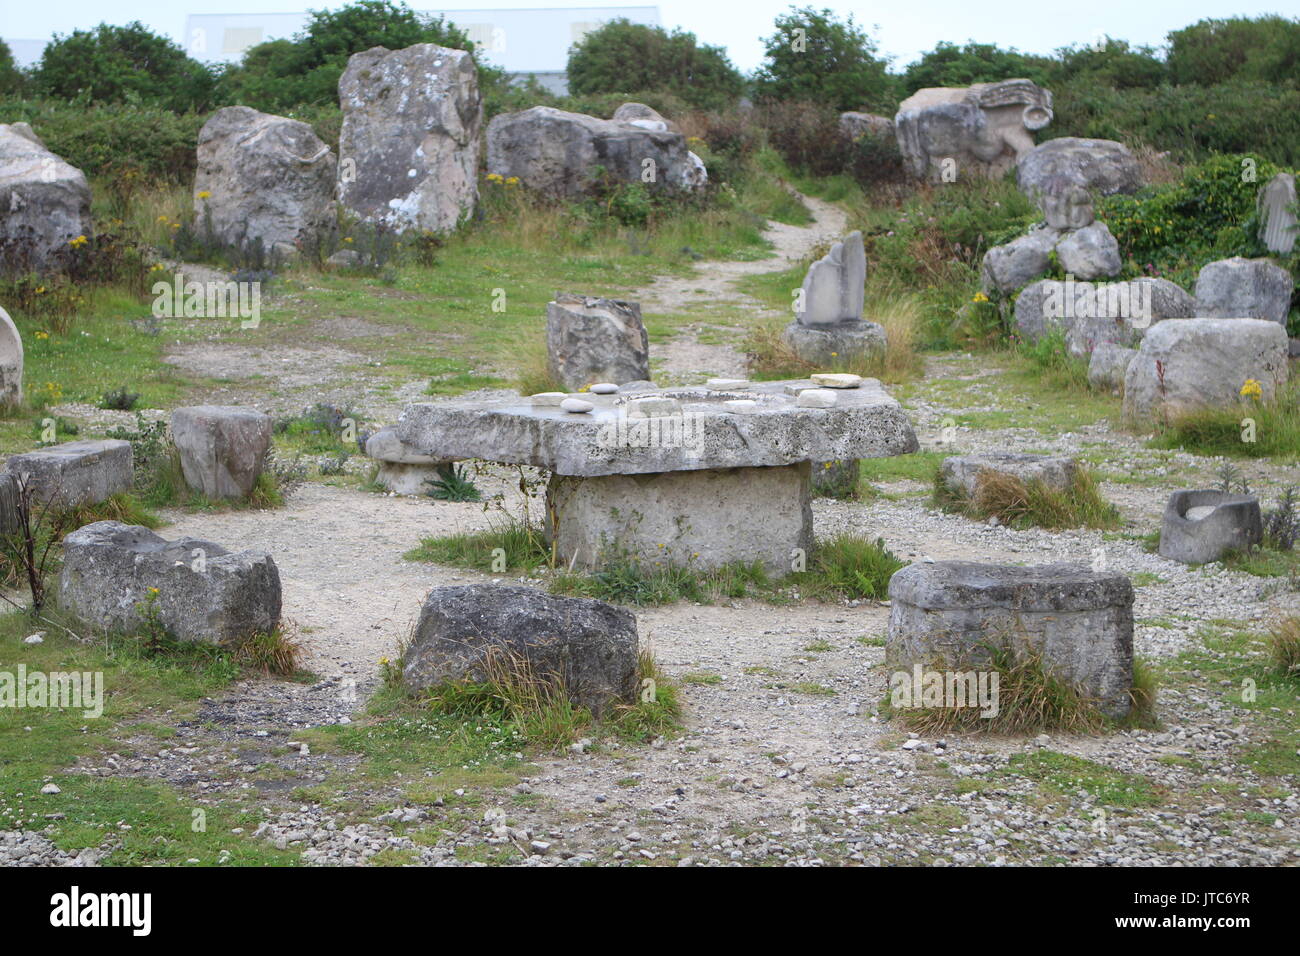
left=1194, top=256, right=1293, bottom=326
left=194, top=105, right=337, bottom=257
left=1064, top=277, right=1196, bottom=356
left=1258, top=173, right=1298, bottom=256
left=1159, top=490, right=1262, bottom=564
left=1017, top=137, right=1143, bottom=201
left=0, top=123, right=93, bottom=276
left=1123, top=318, right=1288, bottom=424
left=0, top=305, right=22, bottom=409
left=840, top=112, right=895, bottom=141
left=338, top=44, right=482, bottom=233
left=58, top=521, right=281, bottom=644
left=797, top=231, right=866, bottom=326
left=887, top=561, right=1135, bottom=718
left=940, top=452, right=1078, bottom=500
left=547, top=463, right=812, bottom=576
left=1087, top=342, right=1137, bottom=393
left=894, top=79, right=1053, bottom=182
left=3, top=440, right=132, bottom=508
left=1055, top=221, right=1121, bottom=280
left=402, top=584, right=638, bottom=717
left=486, top=105, right=706, bottom=198
left=171, top=406, right=273, bottom=499
left=781, top=320, right=886, bottom=366
left=545, top=294, right=650, bottom=391
left=981, top=226, right=1060, bottom=295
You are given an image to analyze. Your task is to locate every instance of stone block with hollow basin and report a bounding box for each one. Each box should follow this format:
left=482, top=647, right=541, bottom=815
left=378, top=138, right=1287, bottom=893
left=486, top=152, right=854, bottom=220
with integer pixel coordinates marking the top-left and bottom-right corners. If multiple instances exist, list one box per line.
left=396, top=379, right=918, bottom=574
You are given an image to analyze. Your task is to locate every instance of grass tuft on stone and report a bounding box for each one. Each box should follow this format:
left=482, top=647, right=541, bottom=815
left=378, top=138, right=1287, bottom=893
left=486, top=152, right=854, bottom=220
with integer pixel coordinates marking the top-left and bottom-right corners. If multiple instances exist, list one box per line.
left=933, top=465, right=1120, bottom=531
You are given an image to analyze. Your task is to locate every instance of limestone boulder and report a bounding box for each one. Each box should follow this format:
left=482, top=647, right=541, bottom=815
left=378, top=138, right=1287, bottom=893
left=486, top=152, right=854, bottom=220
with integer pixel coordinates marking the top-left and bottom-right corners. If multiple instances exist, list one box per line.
left=887, top=561, right=1135, bottom=718
left=194, top=106, right=336, bottom=258
left=781, top=320, right=886, bottom=366
left=1017, top=137, right=1143, bottom=201
left=840, top=112, right=894, bottom=141
left=402, top=585, right=638, bottom=717
left=1194, top=256, right=1293, bottom=326
left=611, top=102, right=678, bottom=133
left=1159, top=490, right=1262, bottom=564
left=1087, top=342, right=1137, bottom=393
left=171, top=406, right=273, bottom=499
left=1123, top=318, right=1288, bottom=424
left=338, top=44, right=482, bottom=233
left=3, top=440, right=132, bottom=508
left=58, top=521, right=281, bottom=644
left=545, top=294, right=650, bottom=390
left=1055, top=222, right=1121, bottom=280
left=0, top=123, right=93, bottom=276
left=940, top=452, right=1078, bottom=500
left=1064, top=277, right=1196, bottom=356
left=894, top=79, right=1053, bottom=182
left=486, top=106, right=706, bottom=198
left=980, top=226, right=1060, bottom=295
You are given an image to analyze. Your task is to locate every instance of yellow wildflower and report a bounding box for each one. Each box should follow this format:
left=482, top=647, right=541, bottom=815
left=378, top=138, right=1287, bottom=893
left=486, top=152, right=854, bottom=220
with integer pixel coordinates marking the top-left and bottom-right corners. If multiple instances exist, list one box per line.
left=196, top=190, right=212, bottom=200
left=1240, top=379, right=1263, bottom=400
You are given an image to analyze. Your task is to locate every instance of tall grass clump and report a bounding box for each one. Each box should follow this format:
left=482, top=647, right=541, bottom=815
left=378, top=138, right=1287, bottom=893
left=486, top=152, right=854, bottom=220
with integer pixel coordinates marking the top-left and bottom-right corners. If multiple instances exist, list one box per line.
left=934, top=466, right=1120, bottom=531
left=1149, top=385, right=1300, bottom=460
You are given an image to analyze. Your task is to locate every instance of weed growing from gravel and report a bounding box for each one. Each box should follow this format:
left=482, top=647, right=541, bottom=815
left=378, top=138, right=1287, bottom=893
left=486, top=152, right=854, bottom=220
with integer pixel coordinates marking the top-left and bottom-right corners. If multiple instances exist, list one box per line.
left=934, top=466, right=1120, bottom=531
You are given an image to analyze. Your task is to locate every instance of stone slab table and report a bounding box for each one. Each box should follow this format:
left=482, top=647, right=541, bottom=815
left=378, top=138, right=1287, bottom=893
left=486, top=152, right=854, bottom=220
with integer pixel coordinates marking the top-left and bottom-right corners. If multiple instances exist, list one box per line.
left=397, top=379, right=918, bottom=575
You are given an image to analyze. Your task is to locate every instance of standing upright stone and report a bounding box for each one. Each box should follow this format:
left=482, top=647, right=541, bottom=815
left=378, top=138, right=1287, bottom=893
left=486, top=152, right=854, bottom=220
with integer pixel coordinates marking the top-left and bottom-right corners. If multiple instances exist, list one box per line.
left=0, top=304, right=22, bottom=409
left=545, top=294, right=650, bottom=390
left=781, top=231, right=885, bottom=366
left=0, top=123, right=93, bottom=276
left=171, top=406, right=273, bottom=500
left=338, top=44, right=482, bottom=233
left=1194, top=256, right=1294, bottom=326
left=194, top=106, right=337, bottom=258
left=1258, top=173, right=1298, bottom=256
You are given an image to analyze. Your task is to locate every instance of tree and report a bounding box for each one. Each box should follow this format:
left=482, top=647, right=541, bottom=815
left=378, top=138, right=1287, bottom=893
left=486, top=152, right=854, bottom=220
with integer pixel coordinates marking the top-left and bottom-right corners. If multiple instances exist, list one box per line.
left=1050, top=39, right=1167, bottom=90
left=900, top=41, right=1054, bottom=95
left=1167, top=16, right=1300, bottom=86
left=0, top=40, right=23, bottom=96
left=32, top=22, right=217, bottom=111
left=752, top=7, right=892, bottom=112
left=566, top=19, right=743, bottom=110
left=220, top=0, right=490, bottom=111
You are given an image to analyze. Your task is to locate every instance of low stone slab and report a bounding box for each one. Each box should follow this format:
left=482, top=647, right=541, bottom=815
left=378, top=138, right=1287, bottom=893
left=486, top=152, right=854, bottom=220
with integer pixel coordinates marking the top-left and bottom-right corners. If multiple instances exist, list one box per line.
left=781, top=320, right=887, bottom=368
left=4, top=440, right=132, bottom=508
left=171, top=406, right=273, bottom=499
left=1159, top=490, right=1262, bottom=564
left=548, top=463, right=812, bottom=576
left=1123, top=318, right=1288, bottom=424
left=365, top=425, right=447, bottom=494
left=940, top=452, right=1077, bottom=500
left=396, top=379, right=918, bottom=477
left=402, top=585, right=638, bottom=717
left=58, top=521, right=281, bottom=644
left=887, top=561, right=1135, bottom=718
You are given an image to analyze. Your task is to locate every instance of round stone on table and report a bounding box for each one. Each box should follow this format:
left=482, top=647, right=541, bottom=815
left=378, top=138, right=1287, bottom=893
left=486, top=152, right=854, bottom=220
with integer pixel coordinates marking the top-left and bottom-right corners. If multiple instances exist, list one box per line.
left=530, top=392, right=567, bottom=406
left=589, top=383, right=619, bottom=394
left=561, top=398, right=595, bottom=413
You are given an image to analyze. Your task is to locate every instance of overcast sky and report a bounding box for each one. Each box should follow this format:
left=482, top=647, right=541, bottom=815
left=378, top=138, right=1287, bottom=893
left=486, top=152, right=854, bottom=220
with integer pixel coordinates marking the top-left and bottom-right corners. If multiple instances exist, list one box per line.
left=4, top=0, right=1300, bottom=71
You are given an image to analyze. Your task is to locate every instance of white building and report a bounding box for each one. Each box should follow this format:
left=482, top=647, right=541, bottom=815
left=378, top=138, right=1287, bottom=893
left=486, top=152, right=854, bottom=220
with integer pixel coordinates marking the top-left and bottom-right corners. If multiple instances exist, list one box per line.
left=183, top=6, right=661, bottom=93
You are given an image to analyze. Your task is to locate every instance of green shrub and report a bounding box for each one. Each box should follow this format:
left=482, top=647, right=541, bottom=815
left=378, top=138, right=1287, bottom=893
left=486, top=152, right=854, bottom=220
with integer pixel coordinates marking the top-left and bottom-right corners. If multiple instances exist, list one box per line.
left=753, top=6, right=894, bottom=112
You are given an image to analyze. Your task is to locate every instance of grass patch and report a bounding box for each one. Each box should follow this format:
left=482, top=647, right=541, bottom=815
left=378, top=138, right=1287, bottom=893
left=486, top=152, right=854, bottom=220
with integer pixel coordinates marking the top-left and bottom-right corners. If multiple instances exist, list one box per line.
left=1148, top=384, right=1300, bottom=460
left=933, top=465, right=1120, bottom=531
left=1002, top=751, right=1167, bottom=808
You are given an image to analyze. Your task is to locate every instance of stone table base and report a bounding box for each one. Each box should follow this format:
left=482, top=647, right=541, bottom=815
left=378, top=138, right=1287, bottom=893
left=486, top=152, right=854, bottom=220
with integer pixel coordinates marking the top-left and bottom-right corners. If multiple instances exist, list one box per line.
left=547, top=463, right=812, bottom=576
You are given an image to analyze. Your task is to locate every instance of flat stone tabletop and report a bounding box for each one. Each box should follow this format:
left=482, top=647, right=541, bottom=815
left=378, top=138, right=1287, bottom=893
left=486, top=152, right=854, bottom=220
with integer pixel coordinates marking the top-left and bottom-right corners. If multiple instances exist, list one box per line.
left=396, top=379, right=919, bottom=477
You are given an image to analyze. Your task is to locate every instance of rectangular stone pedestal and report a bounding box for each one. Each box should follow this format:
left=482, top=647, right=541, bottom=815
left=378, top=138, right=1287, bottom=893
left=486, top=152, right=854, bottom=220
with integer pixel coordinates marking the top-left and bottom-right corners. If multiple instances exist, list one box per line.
left=547, top=463, right=812, bottom=576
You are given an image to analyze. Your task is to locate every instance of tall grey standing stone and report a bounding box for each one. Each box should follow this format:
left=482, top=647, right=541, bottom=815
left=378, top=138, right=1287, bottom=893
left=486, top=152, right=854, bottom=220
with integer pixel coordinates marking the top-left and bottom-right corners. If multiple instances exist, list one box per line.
left=1194, top=256, right=1293, bottom=326
left=0, top=305, right=22, bottom=409
left=1123, top=318, right=1288, bottom=424
left=338, top=44, right=482, bottom=233
left=798, top=232, right=866, bottom=326
left=58, top=521, right=281, bottom=644
left=887, top=561, right=1135, bottom=719
left=1258, top=173, right=1298, bottom=256
left=1159, top=490, right=1262, bottom=564
left=0, top=123, right=93, bottom=276
left=402, top=585, right=639, bottom=717
left=486, top=106, right=706, bottom=198
left=194, top=106, right=336, bottom=258
left=3, top=440, right=132, bottom=508
left=171, top=406, right=273, bottom=499
left=545, top=294, right=650, bottom=390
